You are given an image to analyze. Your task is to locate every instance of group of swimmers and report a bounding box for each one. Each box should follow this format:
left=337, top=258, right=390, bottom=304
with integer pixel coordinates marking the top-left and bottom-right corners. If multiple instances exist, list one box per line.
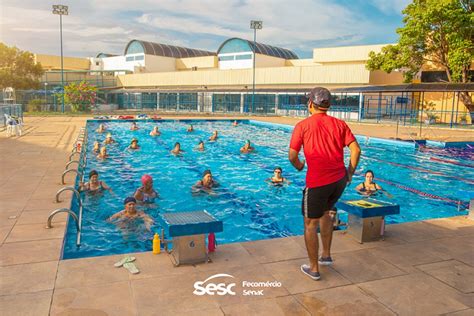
left=92, top=121, right=255, bottom=159
left=87, top=120, right=391, bottom=233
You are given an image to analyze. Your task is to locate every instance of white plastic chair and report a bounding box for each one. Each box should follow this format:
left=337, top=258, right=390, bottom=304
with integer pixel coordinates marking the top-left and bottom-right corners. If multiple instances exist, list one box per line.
left=4, top=114, right=23, bottom=136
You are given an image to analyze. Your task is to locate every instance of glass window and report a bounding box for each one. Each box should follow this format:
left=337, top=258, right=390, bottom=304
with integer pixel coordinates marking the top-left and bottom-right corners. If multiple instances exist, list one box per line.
left=218, top=55, right=235, bottom=61
left=219, top=38, right=252, bottom=54
left=134, top=55, right=144, bottom=61
left=126, top=41, right=145, bottom=55
left=126, top=56, right=134, bottom=62
left=235, top=54, right=252, bottom=60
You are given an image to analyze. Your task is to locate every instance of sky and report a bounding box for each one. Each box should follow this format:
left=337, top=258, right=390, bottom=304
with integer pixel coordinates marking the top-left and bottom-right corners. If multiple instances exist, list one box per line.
left=0, top=0, right=411, bottom=59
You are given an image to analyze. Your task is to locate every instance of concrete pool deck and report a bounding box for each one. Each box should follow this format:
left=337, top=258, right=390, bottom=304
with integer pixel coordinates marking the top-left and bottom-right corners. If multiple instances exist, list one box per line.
left=0, top=116, right=473, bottom=315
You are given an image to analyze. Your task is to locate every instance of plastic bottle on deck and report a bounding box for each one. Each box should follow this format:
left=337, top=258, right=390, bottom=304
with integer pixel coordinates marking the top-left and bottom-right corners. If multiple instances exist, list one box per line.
left=152, top=233, right=161, bottom=254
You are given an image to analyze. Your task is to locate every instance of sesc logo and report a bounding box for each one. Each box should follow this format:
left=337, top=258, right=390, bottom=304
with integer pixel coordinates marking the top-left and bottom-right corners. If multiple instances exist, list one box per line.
left=193, top=273, right=236, bottom=296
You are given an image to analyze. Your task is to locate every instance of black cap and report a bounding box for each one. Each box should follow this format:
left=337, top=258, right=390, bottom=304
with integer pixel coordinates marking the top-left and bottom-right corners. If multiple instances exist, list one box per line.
left=202, top=169, right=211, bottom=177
left=123, top=197, right=137, bottom=205
left=308, top=87, right=331, bottom=109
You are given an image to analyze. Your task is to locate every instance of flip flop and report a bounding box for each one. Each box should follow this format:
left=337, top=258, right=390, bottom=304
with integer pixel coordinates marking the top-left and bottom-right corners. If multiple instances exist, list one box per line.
left=114, top=256, right=136, bottom=268
left=123, top=262, right=140, bottom=274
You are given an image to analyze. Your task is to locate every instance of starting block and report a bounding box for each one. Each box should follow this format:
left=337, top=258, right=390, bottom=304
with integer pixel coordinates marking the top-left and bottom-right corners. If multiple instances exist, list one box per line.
left=336, top=199, right=400, bottom=243
left=159, top=210, right=223, bottom=266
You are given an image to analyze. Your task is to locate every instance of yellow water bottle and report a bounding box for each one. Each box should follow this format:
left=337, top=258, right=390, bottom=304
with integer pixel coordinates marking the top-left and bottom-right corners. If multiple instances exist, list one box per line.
left=152, top=233, right=161, bottom=254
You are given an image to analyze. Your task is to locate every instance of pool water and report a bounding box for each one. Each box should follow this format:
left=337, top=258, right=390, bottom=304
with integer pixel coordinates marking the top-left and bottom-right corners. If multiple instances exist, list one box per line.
left=62, top=120, right=473, bottom=259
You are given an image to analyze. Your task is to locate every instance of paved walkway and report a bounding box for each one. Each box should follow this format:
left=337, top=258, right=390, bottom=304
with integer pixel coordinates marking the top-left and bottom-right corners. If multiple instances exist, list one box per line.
left=0, top=116, right=473, bottom=315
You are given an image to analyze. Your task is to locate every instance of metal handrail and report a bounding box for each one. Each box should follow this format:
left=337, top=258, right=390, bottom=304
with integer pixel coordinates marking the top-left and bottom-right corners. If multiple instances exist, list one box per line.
left=62, top=169, right=81, bottom=184
left=46, top=208, right=81, bottom=246
left=69, top=151, right=81, bottom=161
left=56, top=186, right=82, bottom=206
left=65, top=160, right=79, bottom=170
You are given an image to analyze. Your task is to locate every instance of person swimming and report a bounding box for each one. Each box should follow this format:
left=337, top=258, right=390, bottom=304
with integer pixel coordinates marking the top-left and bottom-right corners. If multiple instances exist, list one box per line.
left=97, top=146, right=109, bottom=159
left=107, top=197, right=154, bottom=231
left=232, top=120, right=238, bottom=126
left=196, top=140, right=205, bottom=151
left=79, top=170, right=111, bottom=194
left=150, top=126, right=161, bottom=136
left=93, top=141, right=101, bottom=153
left=171, top=142, right=184, bottom=155
left=267, top=167, right=289, bottom=185
left=130, top=122, right=139, bottom=131
left=240, top=140, right=255, bottom=153
left=355, top=170, right=392, bottom=198
left=209, top=130, right=218, bottom=141
left=96, top=123, right=106, bottom=133
left=187, top=124, right=194, bottom=132
left=192, top=169, right=218, bottom=193
left=129, top=138, right=140, bottom=150
left=104, top=133, right=115, bottom=144
left=134, top=174, right=158, bottom=204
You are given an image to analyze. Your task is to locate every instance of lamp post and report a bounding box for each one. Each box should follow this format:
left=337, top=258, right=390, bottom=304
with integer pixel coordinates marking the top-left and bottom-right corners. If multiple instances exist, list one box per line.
left=250, top=20, right=262, bottom=113
left=52, top=4, right=68, bottom=113
left=44, top=82, right=48, bottom=107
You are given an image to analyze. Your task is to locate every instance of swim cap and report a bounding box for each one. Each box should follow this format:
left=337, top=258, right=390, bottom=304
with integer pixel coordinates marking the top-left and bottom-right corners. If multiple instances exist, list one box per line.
left=106, top=133, right=112, bottom=138
left=202, top=169, right=211, bottom=177
left=89, top=170, right=98, bottom=178
left=141, top=174, right=153, bottom=185
left=307, top=87, right=331, bottom=109
left=123, top=197, right=136, bottom=205
left=131, top=138, right=138, bottom=143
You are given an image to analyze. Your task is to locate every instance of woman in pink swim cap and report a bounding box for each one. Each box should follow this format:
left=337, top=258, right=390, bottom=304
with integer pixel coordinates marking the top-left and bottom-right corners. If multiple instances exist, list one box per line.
left=134, top=174, right=158, bottom=203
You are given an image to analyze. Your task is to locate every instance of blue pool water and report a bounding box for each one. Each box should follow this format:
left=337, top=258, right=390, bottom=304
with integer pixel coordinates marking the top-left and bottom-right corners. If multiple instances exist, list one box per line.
left=62, top=120, right=473, bottom=259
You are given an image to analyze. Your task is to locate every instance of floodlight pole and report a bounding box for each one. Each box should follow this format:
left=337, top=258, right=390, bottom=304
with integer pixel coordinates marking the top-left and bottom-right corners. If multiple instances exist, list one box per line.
left=250, top=20, right=262, bottom=113
left=53, top=5, right=68, bottom=113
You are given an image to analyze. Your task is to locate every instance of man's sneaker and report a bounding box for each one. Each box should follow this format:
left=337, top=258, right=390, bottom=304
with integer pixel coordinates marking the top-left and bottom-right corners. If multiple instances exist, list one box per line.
left=318, top=256, right=333, bottom=266
left=300, top=264, right=321, bottom=281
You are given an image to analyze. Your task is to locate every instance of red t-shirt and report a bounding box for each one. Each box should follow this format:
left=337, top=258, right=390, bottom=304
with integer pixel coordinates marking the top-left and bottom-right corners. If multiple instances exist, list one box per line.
left=289, top=113, right=356, bottom=188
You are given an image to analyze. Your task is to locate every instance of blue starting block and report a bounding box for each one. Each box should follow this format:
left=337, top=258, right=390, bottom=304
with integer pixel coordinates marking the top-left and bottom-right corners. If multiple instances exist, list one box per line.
left=159, top=210, right=223, bottom=266
left=336, top=199, right=400, bottom=243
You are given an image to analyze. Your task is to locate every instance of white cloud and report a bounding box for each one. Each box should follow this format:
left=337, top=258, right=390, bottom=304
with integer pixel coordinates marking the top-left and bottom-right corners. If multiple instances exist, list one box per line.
left=0, top=0, right=404, bottom=58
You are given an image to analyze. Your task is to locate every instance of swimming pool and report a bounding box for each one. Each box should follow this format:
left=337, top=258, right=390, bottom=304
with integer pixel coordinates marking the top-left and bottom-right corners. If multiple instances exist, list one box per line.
left=62, top=119, right=473, bottom=259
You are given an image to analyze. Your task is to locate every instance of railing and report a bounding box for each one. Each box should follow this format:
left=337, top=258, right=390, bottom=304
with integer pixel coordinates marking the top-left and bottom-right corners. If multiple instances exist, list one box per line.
left=47, top=127, right=88, bottom=246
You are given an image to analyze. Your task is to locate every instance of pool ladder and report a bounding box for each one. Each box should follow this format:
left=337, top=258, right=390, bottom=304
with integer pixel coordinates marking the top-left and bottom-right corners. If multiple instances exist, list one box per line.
left=46, top=127, right=87, bottom=247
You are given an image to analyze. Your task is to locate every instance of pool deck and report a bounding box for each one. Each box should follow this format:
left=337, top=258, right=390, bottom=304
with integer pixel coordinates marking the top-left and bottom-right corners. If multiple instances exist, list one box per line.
left=0, top=116, right=473, bottom=315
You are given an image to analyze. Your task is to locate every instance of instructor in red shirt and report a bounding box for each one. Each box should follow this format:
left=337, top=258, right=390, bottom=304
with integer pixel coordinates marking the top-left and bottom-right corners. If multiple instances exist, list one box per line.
left=289, top=87, right=361, bottom=281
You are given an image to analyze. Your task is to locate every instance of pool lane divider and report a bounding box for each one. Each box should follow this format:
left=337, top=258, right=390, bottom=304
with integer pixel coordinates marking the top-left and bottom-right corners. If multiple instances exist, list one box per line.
left=153, top=135, right=293, bottom=239
left=364, top=156, right=474, bottom=185
left=363, top=175, right=469, bottom=209
left=429, top=157, right=474, bottom=169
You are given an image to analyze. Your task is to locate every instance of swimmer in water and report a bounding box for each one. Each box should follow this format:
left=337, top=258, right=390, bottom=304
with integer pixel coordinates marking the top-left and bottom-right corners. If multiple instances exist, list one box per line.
left=97, top=146, right=109, bottom=160
left=196, top=140, right=205, bottom=151
left=266, top=167, right=290, bottom=185
left=171, top=142, right=184, bottom=155
left=108, top=197, right=154, bottom=231
left=79, top=170, right=112, bottom=194
left=96, top=123, right=106, bottom=133
left=187, top=124, right=194, bottom=132
left=232, top=120, right=238, bottom=126
left=93, top=141, right=100, bottom=153
left=104, top=133, right=115, bottom=144
left=129, top=138, right=140, bottom=150
left=150, top=126, right=161, bottom=136
left=192, top=169, right=219, bottom=194
left=240, top=139, right=255, bottom=153
left=355, top=170, right=392, bottom=198
left=130, top=122, right=139, bottom=131
left=134, top=174, right=158, bottom=204
left=209, top=130, right=218, bottom=141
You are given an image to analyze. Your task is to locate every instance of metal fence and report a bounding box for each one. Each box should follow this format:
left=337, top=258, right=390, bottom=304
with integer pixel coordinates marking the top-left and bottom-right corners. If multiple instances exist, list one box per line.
left=10, top=89, right=473, bottom=129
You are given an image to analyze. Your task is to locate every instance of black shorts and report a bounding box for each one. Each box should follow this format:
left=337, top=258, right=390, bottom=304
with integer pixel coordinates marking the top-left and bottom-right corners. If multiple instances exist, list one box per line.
left=302, top=176, right=347, bottom=219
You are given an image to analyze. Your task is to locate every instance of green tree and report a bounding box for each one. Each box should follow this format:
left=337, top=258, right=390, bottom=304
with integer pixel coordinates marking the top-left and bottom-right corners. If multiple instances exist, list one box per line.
left=367, top=0, right=473, bottom=119
left=64, top=81, right=97, bottom=112
left=0, top=42, right=44, bottom=89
